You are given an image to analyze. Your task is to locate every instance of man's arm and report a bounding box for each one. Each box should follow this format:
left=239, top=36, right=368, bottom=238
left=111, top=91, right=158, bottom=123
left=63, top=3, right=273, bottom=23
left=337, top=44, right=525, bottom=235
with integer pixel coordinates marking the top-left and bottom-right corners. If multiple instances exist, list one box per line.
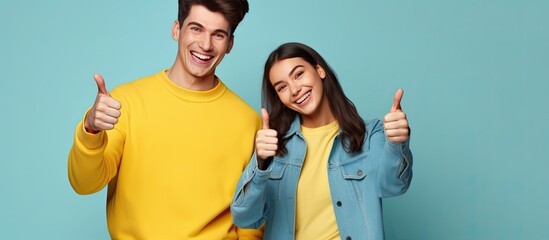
left=68, top=74, right=124, bottom=194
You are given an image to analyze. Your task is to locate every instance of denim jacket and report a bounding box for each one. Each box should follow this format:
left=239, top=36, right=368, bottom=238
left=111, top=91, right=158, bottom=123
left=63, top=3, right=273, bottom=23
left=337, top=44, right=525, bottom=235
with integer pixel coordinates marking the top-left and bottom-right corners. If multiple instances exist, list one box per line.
left=231, top=116, right=413, bottom=240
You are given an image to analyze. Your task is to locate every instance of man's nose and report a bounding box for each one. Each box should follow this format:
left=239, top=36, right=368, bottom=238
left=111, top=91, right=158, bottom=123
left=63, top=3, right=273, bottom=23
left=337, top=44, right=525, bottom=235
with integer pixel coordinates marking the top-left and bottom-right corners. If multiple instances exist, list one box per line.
left=198, top=34, right=213, bottom=51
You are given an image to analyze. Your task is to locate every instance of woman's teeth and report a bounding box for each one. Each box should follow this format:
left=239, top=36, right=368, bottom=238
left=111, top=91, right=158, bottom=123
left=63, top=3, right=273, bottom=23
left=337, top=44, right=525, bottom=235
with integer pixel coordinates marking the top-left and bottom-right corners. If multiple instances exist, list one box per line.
left=296, top=92, right=310, bottom=104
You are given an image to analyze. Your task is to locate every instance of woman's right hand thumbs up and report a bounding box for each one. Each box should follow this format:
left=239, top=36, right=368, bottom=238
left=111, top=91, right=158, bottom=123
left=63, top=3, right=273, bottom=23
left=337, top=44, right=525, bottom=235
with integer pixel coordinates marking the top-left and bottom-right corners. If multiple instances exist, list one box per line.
left=255, top=108, right=278, bottom=169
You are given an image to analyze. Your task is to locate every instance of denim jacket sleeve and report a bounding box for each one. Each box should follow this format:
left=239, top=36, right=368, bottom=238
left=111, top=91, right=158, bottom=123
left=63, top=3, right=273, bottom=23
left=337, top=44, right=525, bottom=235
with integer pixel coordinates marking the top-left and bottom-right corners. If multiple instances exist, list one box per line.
left=231, top=152, right=271, bottom=229
left=368, top=119, right=413, bottom=198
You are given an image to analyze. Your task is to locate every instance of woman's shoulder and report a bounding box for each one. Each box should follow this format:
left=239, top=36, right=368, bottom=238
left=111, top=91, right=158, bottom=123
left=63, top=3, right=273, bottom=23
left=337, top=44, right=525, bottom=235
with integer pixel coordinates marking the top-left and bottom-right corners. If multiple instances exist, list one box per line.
left=364, top=118, right=382, bottom=131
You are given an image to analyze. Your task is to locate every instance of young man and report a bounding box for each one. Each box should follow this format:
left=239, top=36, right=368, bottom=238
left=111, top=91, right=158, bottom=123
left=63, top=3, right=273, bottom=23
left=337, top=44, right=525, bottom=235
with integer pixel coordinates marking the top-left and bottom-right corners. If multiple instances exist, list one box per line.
left=68, top=0, right=263, bottom=239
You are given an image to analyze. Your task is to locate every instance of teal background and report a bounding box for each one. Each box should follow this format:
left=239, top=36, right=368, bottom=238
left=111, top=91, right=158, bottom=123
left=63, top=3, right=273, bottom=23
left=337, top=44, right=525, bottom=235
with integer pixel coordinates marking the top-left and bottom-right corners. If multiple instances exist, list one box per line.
left=1, top=0, right=548, bottom=239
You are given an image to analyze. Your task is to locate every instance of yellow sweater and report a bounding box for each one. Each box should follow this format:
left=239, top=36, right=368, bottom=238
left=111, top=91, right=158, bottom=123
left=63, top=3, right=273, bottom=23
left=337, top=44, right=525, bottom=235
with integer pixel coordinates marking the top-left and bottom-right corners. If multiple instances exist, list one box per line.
left=68, top=70, right=262, bottom=239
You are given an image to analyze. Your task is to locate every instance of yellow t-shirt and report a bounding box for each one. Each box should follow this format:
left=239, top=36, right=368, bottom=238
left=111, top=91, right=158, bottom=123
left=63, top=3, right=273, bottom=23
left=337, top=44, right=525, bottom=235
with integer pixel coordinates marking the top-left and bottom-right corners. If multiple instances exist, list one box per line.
left=68, top=70, right=262, bottom=239
left=295, top=121, right=340, bottom=240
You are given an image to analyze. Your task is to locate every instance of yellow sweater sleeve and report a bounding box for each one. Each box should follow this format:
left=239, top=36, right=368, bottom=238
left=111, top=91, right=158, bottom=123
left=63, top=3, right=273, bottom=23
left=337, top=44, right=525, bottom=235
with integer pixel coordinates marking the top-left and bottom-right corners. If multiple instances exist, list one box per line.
left=68, top=97, right=126, bottom=194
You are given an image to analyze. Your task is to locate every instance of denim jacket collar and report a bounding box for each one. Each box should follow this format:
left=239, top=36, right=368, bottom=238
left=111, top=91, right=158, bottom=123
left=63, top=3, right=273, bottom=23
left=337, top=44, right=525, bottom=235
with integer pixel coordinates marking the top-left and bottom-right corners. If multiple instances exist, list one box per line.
left=283, top=115, right=302, bottom=138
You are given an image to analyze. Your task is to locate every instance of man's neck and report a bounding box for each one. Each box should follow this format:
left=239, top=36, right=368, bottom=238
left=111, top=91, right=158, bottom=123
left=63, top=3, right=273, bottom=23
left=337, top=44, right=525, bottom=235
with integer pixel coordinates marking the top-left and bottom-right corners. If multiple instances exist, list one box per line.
left=165, top=67, right=217, bottom=91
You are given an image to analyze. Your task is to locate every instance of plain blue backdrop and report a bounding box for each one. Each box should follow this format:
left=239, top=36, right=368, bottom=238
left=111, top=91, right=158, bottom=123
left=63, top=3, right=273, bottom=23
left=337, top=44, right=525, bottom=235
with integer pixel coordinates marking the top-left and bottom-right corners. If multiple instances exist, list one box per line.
left=1, top=1, right=548, bottom=239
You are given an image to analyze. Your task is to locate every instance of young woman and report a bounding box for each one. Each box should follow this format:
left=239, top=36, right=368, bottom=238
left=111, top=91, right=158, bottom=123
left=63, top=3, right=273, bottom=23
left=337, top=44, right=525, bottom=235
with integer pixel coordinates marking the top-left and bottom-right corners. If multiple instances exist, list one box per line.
left=231, top=42, right=413, bottom=240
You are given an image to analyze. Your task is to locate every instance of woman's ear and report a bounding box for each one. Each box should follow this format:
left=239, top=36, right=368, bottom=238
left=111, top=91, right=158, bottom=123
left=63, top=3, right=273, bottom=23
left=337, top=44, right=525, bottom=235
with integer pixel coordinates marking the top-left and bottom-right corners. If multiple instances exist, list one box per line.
left=316, top=65, right=326, bottom=79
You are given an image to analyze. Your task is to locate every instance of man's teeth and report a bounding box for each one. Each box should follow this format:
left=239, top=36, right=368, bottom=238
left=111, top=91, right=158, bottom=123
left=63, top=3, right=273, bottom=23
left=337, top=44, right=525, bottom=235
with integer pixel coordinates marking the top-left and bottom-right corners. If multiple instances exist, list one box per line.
left=296, top=92, right=310, bottom=104
left=192, top=52, right=213, bottom=61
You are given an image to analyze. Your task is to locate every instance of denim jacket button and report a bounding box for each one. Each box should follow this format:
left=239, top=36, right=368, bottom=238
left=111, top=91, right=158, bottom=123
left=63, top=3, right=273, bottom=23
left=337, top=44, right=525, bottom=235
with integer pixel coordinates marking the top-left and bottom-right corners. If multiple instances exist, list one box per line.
left=346, top=236, right=352, bottom=240
left=336, top=201, right=342, bottom=207
left=357, top=170, right=363, bottom=176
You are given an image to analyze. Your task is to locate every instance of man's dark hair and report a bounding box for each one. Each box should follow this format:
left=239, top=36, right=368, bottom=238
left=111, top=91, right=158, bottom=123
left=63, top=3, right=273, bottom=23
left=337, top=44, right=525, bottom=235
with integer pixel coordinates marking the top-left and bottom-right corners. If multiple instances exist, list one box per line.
left=178, top=0, right=249, bottom=37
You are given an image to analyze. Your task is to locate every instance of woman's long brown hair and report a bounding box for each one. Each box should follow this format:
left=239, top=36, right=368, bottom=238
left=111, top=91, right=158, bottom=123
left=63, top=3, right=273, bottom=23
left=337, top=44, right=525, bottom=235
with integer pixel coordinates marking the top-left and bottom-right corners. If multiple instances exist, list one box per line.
left=262, top=42, right=366, bottom=156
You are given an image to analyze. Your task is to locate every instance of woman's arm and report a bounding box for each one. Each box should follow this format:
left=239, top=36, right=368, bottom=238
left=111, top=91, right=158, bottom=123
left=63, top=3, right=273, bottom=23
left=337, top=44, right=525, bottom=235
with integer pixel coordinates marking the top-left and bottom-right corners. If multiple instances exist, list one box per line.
left=231, top=152, right=272, bottom=229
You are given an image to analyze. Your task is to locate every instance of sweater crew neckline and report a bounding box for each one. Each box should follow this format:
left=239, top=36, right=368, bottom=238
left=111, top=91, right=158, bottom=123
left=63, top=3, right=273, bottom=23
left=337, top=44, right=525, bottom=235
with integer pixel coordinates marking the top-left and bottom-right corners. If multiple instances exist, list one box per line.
left=157, top=70, right=226, bottom=103
left=301, top=120, right=339, bottom=136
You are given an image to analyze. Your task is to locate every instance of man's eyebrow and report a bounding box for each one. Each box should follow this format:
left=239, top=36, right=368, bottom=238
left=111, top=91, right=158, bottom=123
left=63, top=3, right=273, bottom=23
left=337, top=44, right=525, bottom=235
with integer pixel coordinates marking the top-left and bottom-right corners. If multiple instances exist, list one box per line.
left=187, top=21, right=229, bottom=36
left=213, top=29, right=229, bottom=36
left=187, top=21, right=204, bottom=28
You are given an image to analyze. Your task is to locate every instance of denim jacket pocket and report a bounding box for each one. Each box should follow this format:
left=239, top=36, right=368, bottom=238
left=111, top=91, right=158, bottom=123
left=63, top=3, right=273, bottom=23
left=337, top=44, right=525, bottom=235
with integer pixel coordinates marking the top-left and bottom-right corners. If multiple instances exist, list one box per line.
left=340, top=152, right=369, bottom=181
left=342, top=167, right=367, bottom=180
left=268, top=158, right=288, bottom=180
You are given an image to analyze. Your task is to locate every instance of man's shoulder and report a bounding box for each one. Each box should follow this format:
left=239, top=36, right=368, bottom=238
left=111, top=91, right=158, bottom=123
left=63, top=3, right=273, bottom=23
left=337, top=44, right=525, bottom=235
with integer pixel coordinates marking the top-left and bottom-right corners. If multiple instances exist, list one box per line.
left=110, top=71, right=163, bottom=95
left=218, top=85, right=260, bottom=122
left=222, top=88, right=255, bottom=109
left=118, top=72, right=161, bottom=89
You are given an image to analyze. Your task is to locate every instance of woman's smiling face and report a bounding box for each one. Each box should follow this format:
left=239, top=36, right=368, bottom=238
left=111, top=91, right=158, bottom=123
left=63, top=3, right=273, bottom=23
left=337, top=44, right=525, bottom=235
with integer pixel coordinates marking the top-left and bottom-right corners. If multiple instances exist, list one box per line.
left=269, top=57, right=334, bottom=127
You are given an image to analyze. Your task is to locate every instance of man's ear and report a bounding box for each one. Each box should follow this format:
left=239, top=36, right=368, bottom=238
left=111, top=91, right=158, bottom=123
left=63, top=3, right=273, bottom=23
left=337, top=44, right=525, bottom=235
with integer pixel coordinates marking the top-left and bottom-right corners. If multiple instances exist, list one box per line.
left=226, top=35, right=234, bottom=54
left=316, top=65, right=326, bottom=79
left=172, top=20, right=180, bottom=41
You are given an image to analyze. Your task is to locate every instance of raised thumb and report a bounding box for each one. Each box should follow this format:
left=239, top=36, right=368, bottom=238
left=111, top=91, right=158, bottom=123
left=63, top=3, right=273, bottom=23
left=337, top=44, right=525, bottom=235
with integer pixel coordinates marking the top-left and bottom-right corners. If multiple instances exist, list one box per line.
left=94, top=73, right=110, bottom=96
left=261, top=108, right=270, bottom=129
left=391, top=88, right=404, bottom=112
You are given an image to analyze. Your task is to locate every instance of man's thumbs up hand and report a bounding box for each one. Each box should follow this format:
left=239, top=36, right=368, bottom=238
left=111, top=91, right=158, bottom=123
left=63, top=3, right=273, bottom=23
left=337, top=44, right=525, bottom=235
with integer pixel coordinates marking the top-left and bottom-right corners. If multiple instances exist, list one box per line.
left=84, top=74, right=122, bottom=133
